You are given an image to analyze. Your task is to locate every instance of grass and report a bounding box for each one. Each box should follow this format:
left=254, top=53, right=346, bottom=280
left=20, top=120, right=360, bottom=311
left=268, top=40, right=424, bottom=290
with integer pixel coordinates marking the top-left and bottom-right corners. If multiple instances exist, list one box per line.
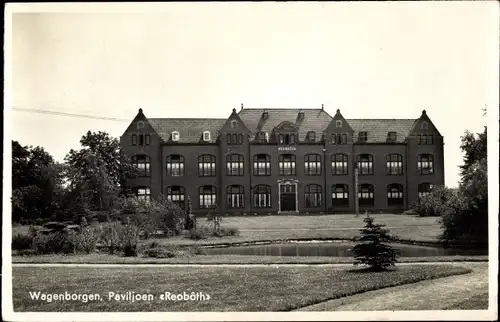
left=218, top=214, right=440, bottom=230
left=12, top=264, right=471, bottom=312
left=11, top=214, right=443, bottom=248
left=445, top=292, right=489, bottom=310
left=11, top=254, right=489, bottom=264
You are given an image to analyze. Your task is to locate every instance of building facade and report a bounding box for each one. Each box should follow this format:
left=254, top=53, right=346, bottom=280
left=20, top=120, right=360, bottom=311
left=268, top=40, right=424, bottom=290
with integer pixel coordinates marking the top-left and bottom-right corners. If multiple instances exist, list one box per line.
left=120, top=106, right=444, bottom=215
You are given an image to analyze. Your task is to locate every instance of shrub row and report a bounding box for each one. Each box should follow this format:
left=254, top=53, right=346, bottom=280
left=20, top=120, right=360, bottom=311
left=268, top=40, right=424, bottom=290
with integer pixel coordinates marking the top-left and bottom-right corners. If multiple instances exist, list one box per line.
left=188, top=225, right=240, bottom=240
left=12, top=221, right=140, bottom=256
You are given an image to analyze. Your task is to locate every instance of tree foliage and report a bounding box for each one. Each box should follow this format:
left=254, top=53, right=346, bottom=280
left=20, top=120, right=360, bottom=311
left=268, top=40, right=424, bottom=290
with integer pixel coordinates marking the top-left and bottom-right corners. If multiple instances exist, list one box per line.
left=352, top=214, right=398, bottom=271
left=11, top=141, right=66, bottom=223
left=64, top=131, right=138, bottom=214
left=440, top=125, right=488, bottom=245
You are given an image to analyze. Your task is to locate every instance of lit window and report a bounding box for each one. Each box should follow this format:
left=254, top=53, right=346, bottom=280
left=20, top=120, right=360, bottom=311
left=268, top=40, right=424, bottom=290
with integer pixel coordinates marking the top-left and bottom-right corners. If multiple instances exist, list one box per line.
left=227, top=185, right=244, bottom=209
left=357, top=154, right=374, bottom=175
left=166, top=155, right=185, bottom=176
left=199, top=186, right=216, bottom=209
left=332, top=154, right=348, bottom=175
left=253, top=154, right=271, bottom=176
left=386, top=154, right=403, bottom=175
left=198, top=155, right=216, bottom=177
left=304, top=154, right=322, bottom=175
left=166, top=186, right=185, bottom=209
left=387, top=184, right=404, bottom=206
left=358, top=184, right=374, bottom=207
left=253, top=185, right=271, bottom=208
left=279, top=154, right=296, bottom=175
left=226, top=154, right=244, bottom=176
left=132, top=155, right=151, bottom=177
left=332, top=184, right=349, bottom=206
left=203, top=131, right=211, bottom=141
left=418, top=154, right=434, bottom=175
left=136, top=187, right=151, bottom=201
left=418, top=183, right=433, bottom=199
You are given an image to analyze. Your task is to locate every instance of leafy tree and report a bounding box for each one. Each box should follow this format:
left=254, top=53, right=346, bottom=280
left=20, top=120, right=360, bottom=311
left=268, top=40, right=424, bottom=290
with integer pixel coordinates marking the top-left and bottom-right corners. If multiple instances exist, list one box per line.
left=11, top=141, right=66, bottom=223
left=352, top=214, right=399, bottom=271
left=459, top=127, right=487, bottom=177
left=64, top=131, right=138, bottom=214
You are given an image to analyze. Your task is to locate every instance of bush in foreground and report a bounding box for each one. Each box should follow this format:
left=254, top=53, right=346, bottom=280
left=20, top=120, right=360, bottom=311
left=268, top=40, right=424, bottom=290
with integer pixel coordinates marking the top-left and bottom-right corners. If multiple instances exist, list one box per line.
left=32, top=231, right=76, bottom=254
left=352, top=214, right=399, bottom=271
left=12, top=233, right=33, bottom=251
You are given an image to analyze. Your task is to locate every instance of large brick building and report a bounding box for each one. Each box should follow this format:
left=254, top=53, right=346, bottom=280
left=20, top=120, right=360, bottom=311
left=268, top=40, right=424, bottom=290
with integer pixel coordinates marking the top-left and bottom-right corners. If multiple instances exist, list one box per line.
left=120, top=106, right=444, bottom=215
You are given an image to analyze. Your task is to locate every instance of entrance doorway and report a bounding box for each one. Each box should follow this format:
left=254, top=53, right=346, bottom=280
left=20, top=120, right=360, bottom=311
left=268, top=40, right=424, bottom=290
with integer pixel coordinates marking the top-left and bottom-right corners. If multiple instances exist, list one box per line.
left=278, top=181, right=298, bottom=213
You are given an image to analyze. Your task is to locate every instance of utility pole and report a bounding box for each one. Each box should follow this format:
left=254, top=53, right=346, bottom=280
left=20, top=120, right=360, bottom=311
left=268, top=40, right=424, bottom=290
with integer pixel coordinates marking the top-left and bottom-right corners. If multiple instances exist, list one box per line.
left=355, top=166, right=359, bottom=217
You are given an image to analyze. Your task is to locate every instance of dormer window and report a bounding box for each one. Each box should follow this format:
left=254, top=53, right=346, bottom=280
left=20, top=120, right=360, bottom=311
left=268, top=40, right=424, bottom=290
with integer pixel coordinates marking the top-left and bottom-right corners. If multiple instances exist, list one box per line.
left=262, top=111, right=269, bottom=119
left=137, top=121, right=145, bottom=129
left=279, top=133, right=296, bottom=145
left=203, top=131, right=211, bottom=142
left=172, top=131, right=180, bottom=142
left=336, top=120, right=343, bottom=128
left=307, top=131, right=316, bottom=141
left=359, top=131, right=368, bottom=142
left=387, top=131, right=397, bottom=142
left=298, top=111, right=305, bottom=119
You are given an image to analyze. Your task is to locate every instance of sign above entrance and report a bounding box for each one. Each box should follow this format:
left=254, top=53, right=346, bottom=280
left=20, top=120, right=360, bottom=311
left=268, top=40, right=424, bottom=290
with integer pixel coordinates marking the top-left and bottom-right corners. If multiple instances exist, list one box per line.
left=278, top=146, right=296, bottom=152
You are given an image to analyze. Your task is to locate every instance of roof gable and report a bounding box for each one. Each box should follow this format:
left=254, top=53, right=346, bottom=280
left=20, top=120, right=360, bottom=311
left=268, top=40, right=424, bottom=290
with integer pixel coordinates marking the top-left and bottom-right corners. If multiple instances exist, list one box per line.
left=409, top=110, right=443, bottom=137
left=238, top=108, right=332, bottom=141
left=122, top=108, right=162, bottom=139
left=148, top=118, right=226, bottom=143
left=325, top=109, right=354, bottom=133
left=219, top=108, right=250, bottom=134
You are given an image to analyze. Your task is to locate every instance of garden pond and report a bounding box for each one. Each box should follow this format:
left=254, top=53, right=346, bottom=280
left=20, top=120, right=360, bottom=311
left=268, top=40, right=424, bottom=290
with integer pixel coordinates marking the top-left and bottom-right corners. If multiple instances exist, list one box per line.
left=202, top=240, right=488, bottom=257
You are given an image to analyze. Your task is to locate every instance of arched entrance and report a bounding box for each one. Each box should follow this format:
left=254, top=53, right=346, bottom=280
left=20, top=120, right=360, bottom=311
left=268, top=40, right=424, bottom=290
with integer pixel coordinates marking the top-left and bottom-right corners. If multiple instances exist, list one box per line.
left=278, top=179, right=299, bottom=214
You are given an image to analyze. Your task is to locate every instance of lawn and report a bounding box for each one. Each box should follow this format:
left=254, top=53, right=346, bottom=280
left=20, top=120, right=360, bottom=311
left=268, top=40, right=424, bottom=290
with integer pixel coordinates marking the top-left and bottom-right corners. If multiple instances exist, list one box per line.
left=445, top=292, right=489, bottom=310
left=11, top=214, right=443, bottom=247
left=12, top=264, right=470, bottom=312
left=11, top=254, right=489, bottom=264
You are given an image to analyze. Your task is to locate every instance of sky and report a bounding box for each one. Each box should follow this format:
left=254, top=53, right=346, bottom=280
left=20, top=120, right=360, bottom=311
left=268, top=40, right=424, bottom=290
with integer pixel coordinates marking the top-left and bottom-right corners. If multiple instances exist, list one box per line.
left=8, top=2, right=499, bottom=188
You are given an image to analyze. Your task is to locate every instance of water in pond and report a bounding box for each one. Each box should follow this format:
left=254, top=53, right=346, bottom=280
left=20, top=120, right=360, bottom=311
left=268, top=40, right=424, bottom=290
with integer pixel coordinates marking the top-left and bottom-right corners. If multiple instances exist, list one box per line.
left=203, top=242, right=487, bottom=257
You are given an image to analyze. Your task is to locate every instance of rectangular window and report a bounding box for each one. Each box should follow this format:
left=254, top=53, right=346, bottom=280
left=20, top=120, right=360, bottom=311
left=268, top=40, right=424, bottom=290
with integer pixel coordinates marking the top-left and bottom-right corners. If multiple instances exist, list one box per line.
left=357, top=155, right=374, bottom=175
left=304, top=155, right=322, bottom=176
left=332, top=154, right=348, bottom=175
left=132, top=134, right=137, bottom=146
left=332, top=184, right=349, bottom=206
left=279, top=156, right=296, bottom=175
left=136, top=187, right=151, bottom=201
left=418, top=155, right=434, bottom=175
left=145, top=134, right=150, bottom=145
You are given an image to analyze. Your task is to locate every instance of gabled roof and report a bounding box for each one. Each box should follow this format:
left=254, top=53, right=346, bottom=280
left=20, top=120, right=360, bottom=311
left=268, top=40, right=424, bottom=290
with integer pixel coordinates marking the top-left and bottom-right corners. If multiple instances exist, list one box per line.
left=142, top=109, right=419, bottom=144
left=148, top=118, right=226, bottom=143
left=238, top=108, right=332, bottom=141
left=347, top=119, right=416, bottom=143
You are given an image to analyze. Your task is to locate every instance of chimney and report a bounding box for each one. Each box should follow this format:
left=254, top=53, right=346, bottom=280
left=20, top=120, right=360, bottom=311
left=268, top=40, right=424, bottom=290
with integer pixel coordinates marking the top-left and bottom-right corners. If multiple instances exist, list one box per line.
left=296, top=110, right=305, bottom=126
left=321, top=104, right=324, bottom=110
left=257, top=109, right=269, bottom=131
left=241, top=103, right=244, bottom=111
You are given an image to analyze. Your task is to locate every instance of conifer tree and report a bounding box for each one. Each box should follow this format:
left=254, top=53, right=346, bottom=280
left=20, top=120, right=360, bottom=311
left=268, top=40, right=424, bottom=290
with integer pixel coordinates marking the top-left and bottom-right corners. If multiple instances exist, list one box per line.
left=351, top=213, right=398, bottom=271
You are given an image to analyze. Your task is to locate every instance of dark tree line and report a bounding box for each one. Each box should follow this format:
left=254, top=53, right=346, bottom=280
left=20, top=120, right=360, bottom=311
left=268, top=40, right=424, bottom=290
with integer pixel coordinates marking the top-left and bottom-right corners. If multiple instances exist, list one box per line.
left=12, top=131, right=139, bottom=224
